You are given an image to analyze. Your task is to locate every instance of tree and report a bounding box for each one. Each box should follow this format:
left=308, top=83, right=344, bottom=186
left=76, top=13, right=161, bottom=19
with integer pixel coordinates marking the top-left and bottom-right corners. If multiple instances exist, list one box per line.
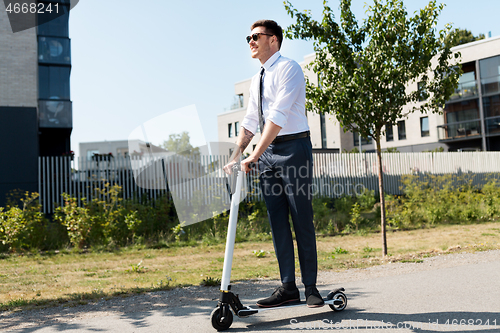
left=161, top=131, right=199, bottom=156
left=285, top=0, right=461, bottom=255
left=444, top=28, right=485, bottom=47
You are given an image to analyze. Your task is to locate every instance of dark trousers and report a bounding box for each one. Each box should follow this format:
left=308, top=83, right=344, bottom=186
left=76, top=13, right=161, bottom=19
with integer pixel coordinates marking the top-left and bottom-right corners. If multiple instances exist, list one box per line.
left=258, top=137, right=317, bottom=287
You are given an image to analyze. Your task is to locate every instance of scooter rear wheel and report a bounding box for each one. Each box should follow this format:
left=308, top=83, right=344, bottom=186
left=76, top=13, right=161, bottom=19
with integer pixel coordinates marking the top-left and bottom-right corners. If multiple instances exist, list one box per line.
left=211, top=305, right=233, bottom=331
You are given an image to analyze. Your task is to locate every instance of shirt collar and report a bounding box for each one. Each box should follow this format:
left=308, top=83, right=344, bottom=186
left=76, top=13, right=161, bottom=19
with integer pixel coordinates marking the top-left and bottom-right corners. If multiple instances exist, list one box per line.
left=262, top=51, right=281, bottom=71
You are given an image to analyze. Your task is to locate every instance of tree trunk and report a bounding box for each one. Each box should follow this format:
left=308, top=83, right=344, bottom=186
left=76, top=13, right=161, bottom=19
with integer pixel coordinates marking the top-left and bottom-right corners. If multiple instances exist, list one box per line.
left=375, top=137, right=388, bottom=256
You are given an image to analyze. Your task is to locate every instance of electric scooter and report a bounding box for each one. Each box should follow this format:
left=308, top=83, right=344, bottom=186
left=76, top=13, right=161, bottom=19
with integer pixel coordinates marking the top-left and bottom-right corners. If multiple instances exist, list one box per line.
left=210, top=163, right=347, bottom=331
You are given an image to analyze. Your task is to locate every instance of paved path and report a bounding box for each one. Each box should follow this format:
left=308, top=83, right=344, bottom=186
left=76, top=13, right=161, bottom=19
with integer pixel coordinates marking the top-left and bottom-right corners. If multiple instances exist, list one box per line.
left=3, top=250, right=500, bottom=332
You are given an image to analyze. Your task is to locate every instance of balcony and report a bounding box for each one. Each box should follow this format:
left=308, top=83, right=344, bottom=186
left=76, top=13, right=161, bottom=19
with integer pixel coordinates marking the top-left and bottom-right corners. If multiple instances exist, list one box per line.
left=38, top=36, right=71, bottom=65
left=449, top=80, right=478, bottom=100
left=229, top=94, right=244, bottom=110
left=437, top=119, right=481, bottom=141
left=486, top=116, right=500, bottom=136
left=39, top=99, right=72, bottom=128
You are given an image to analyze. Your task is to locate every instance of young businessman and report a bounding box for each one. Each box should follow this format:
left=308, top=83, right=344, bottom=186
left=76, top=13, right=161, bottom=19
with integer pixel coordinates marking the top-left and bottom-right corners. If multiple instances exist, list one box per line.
left=224, top=20, right=323, bottom=308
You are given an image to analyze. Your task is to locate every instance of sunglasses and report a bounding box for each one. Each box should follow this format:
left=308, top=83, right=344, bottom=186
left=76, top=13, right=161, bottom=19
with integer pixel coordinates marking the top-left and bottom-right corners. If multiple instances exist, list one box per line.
left=246, top=33, right=274, bottom=43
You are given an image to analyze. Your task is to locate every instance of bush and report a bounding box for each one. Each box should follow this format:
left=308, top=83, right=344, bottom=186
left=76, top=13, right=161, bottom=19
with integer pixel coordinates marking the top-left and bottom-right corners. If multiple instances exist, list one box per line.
left=53, top=195, right=93, bottom=248
left=312, top=197, right=334, bottom=230
left=3, top=174, right=499, bottom=253
left=0, top=192, right=48, bottom=252
left=482, top=180, right=500, bottom=219
left=348, top=202, right=362, bottom=232
left=334, top=195, right=353, bottom=214
left=122, top=193, right=178, bottom=244
left=386, top=173, right=500, bottom=229
left=357, top=189, right=376, bottom=211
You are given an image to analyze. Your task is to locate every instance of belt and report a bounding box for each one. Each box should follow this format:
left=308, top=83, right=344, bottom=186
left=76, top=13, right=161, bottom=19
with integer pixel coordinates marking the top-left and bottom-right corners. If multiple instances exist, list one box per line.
left=272, top=131, right=310, bottom=144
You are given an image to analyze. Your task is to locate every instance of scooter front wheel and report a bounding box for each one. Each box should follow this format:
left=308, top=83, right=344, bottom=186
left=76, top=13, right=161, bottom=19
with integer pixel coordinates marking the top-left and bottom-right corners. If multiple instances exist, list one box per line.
left=327, top=290, right=347, bottom=312
left=211, top=305, right=233, bottom=331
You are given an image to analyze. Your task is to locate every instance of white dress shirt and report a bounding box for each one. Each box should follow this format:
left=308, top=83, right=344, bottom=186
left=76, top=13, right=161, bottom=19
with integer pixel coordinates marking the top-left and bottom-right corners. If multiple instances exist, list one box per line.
left=241, top=51, right=309, bottom=136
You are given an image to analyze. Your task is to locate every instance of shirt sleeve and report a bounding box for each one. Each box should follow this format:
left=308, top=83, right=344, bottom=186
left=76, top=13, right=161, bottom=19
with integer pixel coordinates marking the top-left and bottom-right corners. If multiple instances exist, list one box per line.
left=240, top=76, right=259, bottom=135
left=265, top=61, right=305, bottom=129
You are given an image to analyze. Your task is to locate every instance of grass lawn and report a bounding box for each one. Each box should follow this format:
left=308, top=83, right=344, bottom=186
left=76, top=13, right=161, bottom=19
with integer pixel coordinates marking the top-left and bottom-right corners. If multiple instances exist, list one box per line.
left=1, top=221, right=499, bottom=311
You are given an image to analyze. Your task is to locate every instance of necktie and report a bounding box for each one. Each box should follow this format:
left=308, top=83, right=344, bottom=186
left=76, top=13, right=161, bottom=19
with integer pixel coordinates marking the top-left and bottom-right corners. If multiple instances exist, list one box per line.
left=258, top=67, right=265, bottom=133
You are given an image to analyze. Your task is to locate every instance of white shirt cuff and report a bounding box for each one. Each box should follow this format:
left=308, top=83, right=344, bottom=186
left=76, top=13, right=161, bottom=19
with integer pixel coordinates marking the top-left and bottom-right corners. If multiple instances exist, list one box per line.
left=266, top=111, right=288, bottom=129
left=240, top=118, right=258, bottom=135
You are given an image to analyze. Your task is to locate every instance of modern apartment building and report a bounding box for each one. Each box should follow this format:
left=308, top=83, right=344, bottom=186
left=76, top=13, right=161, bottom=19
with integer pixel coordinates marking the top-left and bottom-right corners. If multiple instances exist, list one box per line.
left=0, top=1, right=72, bottom=207
left=218, top=36, right=500, bottom=154
left=439, top=36, right=500, bottom=151
left=80, top=140, right=132, bottom=160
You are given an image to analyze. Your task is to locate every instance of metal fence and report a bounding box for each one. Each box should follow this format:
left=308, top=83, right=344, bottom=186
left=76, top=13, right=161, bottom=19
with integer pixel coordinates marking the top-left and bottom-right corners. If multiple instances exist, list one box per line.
left=38, top=152, right=500, bottom=214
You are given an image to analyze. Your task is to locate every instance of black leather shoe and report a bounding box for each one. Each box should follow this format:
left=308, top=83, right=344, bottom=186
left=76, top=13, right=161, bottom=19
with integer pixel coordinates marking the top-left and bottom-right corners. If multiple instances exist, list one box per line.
left=256, top=286, right=300, bottom=308
left=305, top=286, right=324, bottom=308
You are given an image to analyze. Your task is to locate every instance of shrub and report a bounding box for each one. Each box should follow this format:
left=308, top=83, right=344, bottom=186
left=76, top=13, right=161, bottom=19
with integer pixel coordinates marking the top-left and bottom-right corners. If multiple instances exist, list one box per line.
left=386, top=173, right=500, bottom=229
left=349, top=202, right=362, bottom=231
left=334, top=195, right=353, bottom=214
left=54, top=195, right=93, bottom=248
left=0, top=192, right=48, bottom=252
left=482, top=180, right=500, bottom=219
left=3, top=173, right=499, bottom=253
left=312, top=197, right=334, bottom=230
left=357, top=189, right=377, bottom=211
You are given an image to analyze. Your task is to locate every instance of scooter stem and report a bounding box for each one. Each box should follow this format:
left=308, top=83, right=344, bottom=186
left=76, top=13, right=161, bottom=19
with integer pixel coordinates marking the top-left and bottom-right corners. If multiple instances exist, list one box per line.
left=220, top=170, right=244, bottom=292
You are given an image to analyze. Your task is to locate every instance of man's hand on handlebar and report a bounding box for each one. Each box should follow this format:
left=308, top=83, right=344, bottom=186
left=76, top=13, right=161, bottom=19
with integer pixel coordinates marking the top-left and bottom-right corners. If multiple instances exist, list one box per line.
left=223, top=161, right=237, bottom=175
left=241, top=156, right=258, bottom=173
left=223, top=159, right=257, bottom=175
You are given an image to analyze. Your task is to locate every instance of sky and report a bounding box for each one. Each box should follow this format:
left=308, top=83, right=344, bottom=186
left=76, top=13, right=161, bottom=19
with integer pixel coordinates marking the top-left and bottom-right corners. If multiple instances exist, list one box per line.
left=68, top=0, right=500, bottom=158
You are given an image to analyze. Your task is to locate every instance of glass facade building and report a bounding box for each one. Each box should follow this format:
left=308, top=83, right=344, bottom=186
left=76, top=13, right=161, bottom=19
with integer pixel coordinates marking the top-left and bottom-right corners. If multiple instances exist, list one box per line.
left=37, top=1, right=73, bottom=155
left=481, top=56, right=500, bottom=141
left=438, top=54, right=500, bottom=151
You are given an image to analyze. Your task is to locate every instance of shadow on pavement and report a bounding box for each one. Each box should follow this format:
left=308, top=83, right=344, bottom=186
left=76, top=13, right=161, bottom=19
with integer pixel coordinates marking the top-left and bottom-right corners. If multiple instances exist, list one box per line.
left=2, top=281, right=498, bottom=332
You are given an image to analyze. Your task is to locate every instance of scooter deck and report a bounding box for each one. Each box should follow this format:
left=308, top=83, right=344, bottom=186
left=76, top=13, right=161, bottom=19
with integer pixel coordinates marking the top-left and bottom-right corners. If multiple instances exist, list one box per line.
left=237, top=298, right=342, bottom=317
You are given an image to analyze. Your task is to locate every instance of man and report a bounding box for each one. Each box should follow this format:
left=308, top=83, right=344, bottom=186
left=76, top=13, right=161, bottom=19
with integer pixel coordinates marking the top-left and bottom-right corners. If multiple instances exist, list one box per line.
left=224, top=20, right=323, bottom=308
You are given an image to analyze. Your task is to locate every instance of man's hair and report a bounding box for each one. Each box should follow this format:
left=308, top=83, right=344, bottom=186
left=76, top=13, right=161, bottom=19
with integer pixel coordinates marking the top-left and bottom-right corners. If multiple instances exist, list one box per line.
left=251, top=20, right=283, bottom=50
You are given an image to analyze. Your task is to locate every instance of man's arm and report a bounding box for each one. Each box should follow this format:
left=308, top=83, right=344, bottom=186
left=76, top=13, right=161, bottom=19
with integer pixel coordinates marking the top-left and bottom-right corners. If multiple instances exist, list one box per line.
left=236, top=127, right=255, bottom=153
left=241, top=120, right=282, bottom=173
left=223, top=126, right=254, bottom=174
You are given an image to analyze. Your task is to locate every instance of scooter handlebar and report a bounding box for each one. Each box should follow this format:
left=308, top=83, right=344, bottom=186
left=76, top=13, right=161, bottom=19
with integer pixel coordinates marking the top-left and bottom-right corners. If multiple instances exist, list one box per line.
left=226, top=162, right=256, bottom=196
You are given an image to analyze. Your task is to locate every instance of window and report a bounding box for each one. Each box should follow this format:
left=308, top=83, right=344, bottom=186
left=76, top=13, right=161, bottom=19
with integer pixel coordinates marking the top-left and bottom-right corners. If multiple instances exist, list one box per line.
left=483, top=95, right=500, bottom=118
left=397, top=120, right=406, bottom=140
left=38, top=36, right=71, bottom=65
left=480, top=55, right=500, bottom=95
left=117, top=148, right=129, bottom=157
left=418, top=81, right=427, bottom=101
left=236, top=94, right=243, bottom=108
left=444, top=99, right=479, bottom=123
left=228, top=123, right=233, bottom=138
left=353, top=131, right=371, bottom=146
left=38, top=65, right=71, bottom=100
left=482, top=95, right=500, bottom=135
left=235, top=121, right=240, bottom=137
left=480, top=55, right=500, bottom=78
left=385, top=124, right=394, bottom=142
left=450, top=62, right=477, bottom=99
left=443, top=100, right=481, bottom=138
left=87, top=150, right=99, bottom=160
left=420, top=117, right=430, bottom=137
left=37, top=4, right=70, bottom=37
left=230, top=94, right=244, bottom=110
left=38, top=100, right=72, bottom=128
left=320, top=114, right=327, bottom=148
